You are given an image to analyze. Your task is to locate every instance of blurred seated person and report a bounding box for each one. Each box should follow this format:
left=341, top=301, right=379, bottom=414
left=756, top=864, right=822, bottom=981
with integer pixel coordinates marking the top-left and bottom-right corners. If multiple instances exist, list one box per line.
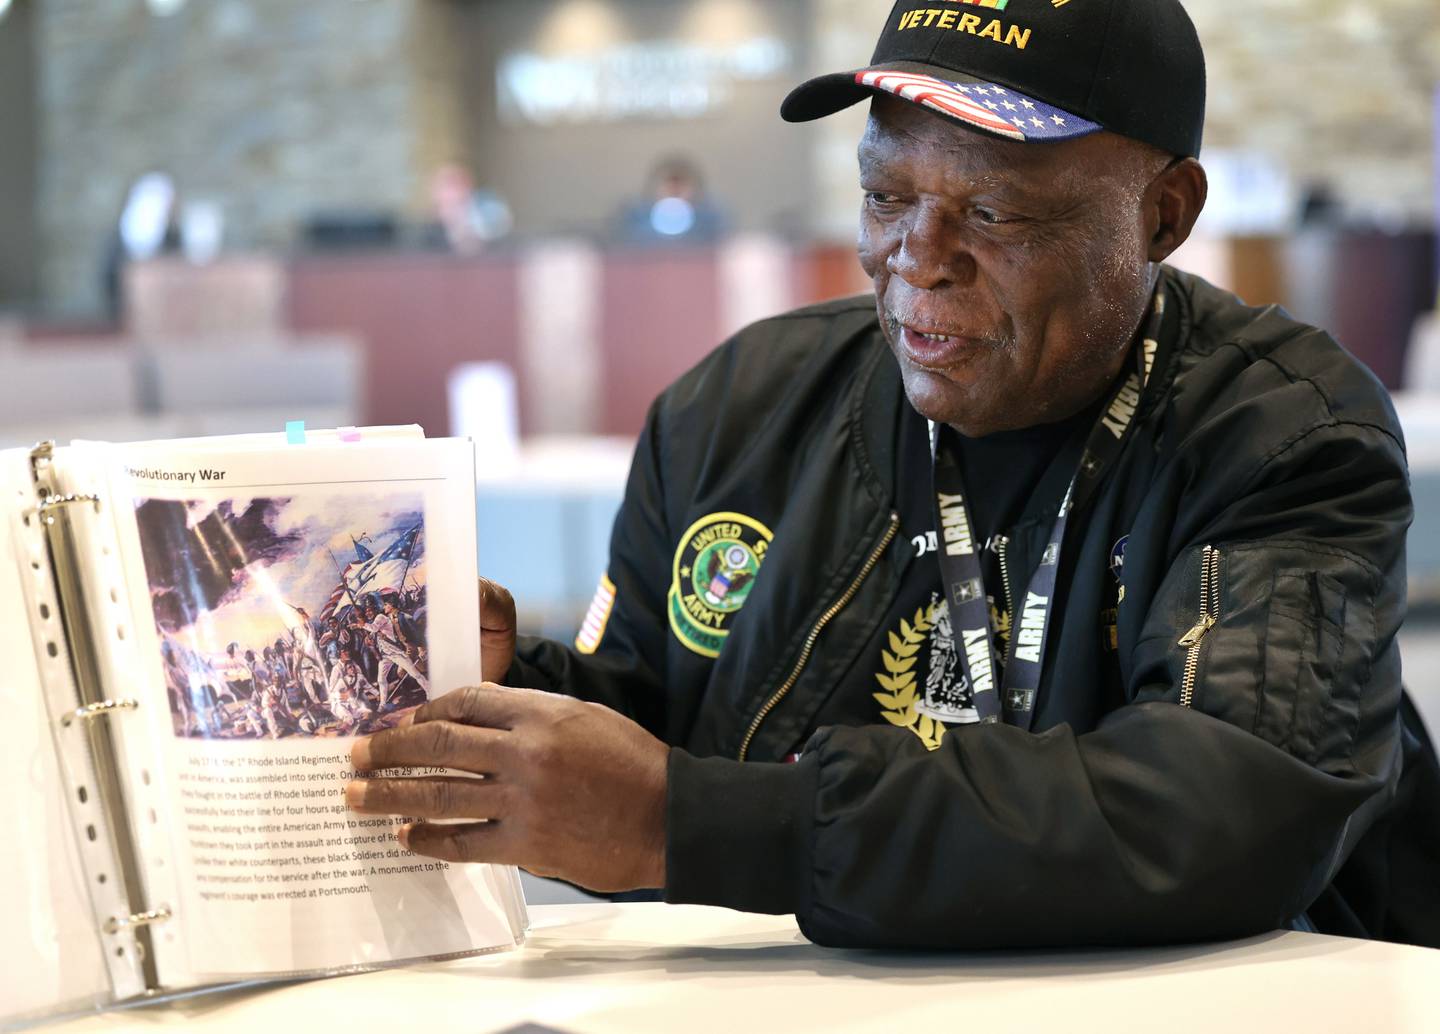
left=616, top=157, right=728, bottom=244
left=424, top=162, right=513, bottom=255
left=101, top=171, right=182, bottom=320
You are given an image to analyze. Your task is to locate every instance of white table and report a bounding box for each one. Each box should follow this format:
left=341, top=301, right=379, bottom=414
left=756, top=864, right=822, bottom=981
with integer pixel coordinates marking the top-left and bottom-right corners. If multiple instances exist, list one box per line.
left=46, top=903, right=1440, bottom=1033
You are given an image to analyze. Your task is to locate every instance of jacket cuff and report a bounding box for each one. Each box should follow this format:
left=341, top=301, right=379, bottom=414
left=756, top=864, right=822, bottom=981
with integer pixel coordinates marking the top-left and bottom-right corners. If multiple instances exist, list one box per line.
left=664, top=748, right=817, bottom=915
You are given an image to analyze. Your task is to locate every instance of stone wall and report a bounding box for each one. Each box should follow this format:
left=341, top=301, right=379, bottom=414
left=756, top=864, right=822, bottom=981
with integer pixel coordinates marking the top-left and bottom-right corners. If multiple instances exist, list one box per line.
left=0, top=0, right=38, bottom=308
left=35, top=0, right=437, bottom=313
left=1189, top=0, right=1439, bottom=225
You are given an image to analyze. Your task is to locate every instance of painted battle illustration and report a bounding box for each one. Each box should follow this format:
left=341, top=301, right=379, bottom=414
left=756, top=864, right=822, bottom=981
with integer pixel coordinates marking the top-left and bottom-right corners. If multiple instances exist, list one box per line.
left=134, top=490, right=430, bottom=740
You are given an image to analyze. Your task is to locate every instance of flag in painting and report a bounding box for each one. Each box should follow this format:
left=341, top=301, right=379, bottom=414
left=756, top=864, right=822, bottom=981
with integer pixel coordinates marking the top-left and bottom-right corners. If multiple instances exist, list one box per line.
left=319, top=523, right=423, bottom=621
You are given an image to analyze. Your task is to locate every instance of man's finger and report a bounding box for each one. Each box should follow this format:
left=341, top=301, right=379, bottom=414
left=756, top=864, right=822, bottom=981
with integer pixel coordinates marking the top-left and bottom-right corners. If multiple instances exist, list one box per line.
left=478, top=579, right=518, bottom=683
left=478, top=578, right=516, bottom=636
left=346, top=775, right=504, bottom=820
left=409, top=683, right=550, bottom=731
left=351, top=720, right=508, bottom=773
left=399, top=820, right=513, bottom=866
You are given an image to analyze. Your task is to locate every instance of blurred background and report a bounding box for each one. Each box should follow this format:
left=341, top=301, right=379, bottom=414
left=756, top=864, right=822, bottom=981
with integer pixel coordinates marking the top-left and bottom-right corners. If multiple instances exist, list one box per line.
left=0, top=0, right=1437, bottom=742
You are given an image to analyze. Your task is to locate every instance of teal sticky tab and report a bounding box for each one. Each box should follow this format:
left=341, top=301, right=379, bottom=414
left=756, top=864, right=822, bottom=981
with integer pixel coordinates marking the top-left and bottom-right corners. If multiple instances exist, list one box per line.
left=285, top=420, right=306, bottom=445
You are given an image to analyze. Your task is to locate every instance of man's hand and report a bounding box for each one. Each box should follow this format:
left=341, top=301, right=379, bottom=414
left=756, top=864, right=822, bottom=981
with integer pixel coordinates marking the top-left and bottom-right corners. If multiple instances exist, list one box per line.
left=478, top=578, right=517, bottom=683
left=345, top=684, right=668, bottom=893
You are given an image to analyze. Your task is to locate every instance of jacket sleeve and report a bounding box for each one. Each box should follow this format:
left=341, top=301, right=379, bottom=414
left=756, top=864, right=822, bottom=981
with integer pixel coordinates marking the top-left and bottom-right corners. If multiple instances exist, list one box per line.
left=665, top=418, right=1413, bottom=948
left=505, top=400, right=674, bottom=735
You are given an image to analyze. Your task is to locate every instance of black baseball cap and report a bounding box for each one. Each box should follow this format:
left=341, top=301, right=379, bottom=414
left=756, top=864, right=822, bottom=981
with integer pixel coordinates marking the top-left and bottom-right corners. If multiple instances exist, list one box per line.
left=782, top=0, right=1206, bottom=158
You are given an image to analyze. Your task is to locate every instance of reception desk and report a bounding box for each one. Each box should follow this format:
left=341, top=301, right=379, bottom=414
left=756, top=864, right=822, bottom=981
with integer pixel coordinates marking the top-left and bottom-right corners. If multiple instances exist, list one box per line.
left=283, top=241, right=872, bottom=440
left=80, top=231, right=1434, bottom=444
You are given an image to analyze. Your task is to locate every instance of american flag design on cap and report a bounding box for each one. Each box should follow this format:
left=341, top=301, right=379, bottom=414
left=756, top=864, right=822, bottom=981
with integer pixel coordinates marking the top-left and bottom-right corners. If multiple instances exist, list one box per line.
left=856, top=70, right=1100, bottom=143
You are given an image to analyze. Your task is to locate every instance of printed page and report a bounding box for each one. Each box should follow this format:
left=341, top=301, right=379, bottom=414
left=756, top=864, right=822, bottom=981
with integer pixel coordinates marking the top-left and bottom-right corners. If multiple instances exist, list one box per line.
left=0, top=451, right=115, bottom=1027
left=95, top=436, right=525, bottom=983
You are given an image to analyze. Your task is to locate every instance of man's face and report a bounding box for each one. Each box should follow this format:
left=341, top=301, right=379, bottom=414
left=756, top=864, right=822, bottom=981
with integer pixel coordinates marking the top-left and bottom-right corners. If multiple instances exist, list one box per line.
left=857, top=95, right=1166, bottom=436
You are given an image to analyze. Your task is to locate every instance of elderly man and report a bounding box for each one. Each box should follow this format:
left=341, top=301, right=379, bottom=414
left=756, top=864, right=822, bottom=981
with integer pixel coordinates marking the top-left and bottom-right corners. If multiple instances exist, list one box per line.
left=348, top=0, right=1434, bottom=948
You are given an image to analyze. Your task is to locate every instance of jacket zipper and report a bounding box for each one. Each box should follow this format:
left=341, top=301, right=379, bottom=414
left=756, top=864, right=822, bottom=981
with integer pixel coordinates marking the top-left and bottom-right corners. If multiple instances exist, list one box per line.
left=1177, top=544, right=1220, bottom=707
left=993, top=533, right=1016, bottom=667
left=993, top=534, right=1014, bottom=617
left=737, top=512, right=901, bottom=762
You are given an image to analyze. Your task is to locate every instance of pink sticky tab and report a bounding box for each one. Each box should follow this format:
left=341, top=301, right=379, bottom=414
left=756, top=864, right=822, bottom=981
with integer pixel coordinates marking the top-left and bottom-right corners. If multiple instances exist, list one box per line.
left=338, top=426, right=362, bottom=443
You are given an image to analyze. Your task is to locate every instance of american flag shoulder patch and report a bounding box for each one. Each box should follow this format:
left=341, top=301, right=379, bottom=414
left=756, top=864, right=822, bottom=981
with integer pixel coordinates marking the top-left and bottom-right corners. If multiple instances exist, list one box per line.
left=575, top=573, right=617, bottom=654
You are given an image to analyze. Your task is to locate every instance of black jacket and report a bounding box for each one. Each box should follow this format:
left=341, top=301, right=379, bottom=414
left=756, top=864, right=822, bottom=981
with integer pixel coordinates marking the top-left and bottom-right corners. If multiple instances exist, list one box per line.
left=513, top=267, right=1434, bottom=948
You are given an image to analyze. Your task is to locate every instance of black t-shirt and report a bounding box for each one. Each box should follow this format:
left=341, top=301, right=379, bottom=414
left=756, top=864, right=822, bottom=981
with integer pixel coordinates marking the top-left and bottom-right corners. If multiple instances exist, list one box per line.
left=804, top=400, right=1096, bottom=749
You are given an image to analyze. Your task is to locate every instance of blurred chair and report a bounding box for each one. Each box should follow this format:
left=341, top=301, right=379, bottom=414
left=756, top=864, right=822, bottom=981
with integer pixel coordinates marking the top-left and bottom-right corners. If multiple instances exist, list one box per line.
left=0, top=344, right=170, bottom=447
left=138, top=339, right=363, bottom=436
left=0, top=347, right=140, bottom=424
left=448, top=361, right=520, bottom=479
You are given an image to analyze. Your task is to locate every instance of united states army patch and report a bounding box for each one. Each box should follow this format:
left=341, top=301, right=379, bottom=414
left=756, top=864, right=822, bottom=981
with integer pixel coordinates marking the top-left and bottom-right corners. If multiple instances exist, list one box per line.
left=668, top=512, right=773, bottom=658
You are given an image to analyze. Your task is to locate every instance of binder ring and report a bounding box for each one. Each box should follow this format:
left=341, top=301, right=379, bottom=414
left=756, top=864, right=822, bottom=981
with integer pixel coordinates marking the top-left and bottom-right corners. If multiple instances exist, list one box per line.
left=38, top=493, right=101, bottom=523
left=60, top=699, right=140, bottom=727
left=104, top=906, right=172, bottom=935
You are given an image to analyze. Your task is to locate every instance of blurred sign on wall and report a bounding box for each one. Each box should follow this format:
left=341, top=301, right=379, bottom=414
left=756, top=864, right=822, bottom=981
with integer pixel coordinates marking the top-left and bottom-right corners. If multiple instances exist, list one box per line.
left=497, top=36, right=792, bottom=126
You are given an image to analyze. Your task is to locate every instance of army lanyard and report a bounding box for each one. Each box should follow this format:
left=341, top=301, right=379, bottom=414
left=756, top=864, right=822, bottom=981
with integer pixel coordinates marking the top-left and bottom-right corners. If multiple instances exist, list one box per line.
left=929, top=291, right=1166, bottom=730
